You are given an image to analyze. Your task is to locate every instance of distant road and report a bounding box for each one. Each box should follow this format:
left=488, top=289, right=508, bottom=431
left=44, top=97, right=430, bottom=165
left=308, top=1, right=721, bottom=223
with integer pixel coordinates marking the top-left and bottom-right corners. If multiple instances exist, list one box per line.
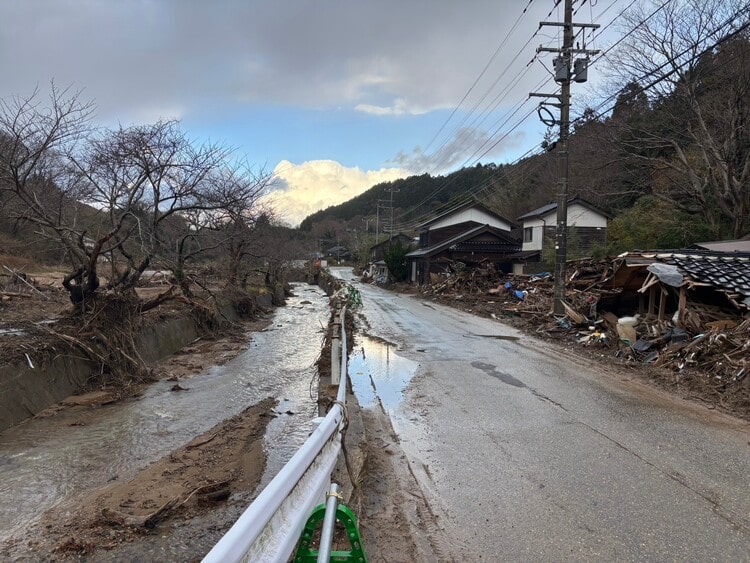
left=331, top=267, right=750, bottom=561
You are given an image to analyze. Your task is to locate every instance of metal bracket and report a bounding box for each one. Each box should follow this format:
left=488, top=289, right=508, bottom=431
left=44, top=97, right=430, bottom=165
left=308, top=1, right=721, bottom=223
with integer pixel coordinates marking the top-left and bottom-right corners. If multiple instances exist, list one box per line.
left=294, top=503, right=368, bottom=562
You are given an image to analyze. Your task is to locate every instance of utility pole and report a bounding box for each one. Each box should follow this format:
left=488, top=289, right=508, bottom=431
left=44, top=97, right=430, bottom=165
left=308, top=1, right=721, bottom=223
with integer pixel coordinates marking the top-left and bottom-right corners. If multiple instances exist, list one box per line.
left=376, top=204, right=380, bottom=242
left=530, top=0, right=599, bottom=315
left=386, top=187, right=399, bottom=243
left=376, top=198, right=393, bottom=243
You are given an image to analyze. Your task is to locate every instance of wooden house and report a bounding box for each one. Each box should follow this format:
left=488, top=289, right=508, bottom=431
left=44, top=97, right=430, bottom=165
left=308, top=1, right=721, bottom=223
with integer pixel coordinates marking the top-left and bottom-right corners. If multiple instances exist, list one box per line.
left=369, top=233, right=415, bottom=262
left=510, top=197, right=610, bottom=274
left=366, top=234, right=415, bottom=284
left=406, top=202, right=520, bottom=284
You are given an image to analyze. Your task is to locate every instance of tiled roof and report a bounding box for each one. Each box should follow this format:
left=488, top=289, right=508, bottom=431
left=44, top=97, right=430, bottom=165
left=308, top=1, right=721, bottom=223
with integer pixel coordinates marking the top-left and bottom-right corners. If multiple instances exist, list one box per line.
left=505, top=250, right=542, bottom=261
left=416, top=202, right=517, bottom=230
left=623, top=251, right=750, bottom=305
left=693, top=239, right=750, bottom=252
left=406, top=224, right=519, bottom=258
left=517, top=202, right=558, bottom=220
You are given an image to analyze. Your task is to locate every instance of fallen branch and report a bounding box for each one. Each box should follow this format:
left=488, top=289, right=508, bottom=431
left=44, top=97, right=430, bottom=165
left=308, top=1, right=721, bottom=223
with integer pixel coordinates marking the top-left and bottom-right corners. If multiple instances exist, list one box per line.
left=2, top=265, right=49, bottom=299
left=177, top=480, right=231, bottom=507
left=186, top=432, right=218, bottom=449
left=101, top=497, right=179, bottom=529
left=100, top=480, right=231, bottom=529
left=40, top=326, right=109, bottom=366
left=1, top=291, right=34, bottom=299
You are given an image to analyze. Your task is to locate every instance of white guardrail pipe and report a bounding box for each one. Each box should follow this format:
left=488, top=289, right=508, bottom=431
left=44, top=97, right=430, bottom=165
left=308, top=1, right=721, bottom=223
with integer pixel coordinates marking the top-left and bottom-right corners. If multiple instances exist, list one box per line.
left=202, top=305, right=349, bottom=563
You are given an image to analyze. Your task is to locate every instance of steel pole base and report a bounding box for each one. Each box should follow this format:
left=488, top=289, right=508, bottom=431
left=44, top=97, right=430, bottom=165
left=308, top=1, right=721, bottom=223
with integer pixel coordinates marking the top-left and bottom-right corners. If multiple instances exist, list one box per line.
left=293, top=503, right=367, bottom=562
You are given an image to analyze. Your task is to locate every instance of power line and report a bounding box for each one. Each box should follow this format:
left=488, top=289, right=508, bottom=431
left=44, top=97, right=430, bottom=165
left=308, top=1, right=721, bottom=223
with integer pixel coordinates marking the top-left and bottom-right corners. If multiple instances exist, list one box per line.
left=579, top=0, right=750, bottom=123
left=389, top=100, right=542, bottom=225
left=420, top=0, right=626, bottom=177
left=357, top=1, right=698, bottom=232
left=388, top=0, right=750, bottom=236
left=421, top=0, right=537, bottom=157
left=425, top=18, right=554, bottom=172
left=391, top=145, right=548, bottom=232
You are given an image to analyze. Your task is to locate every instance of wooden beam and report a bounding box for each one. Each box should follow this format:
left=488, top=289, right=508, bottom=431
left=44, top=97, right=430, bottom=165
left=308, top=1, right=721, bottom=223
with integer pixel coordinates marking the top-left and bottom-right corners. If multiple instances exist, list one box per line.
left=648, top=286, right=656, bottom=317
left=658, top=287, right=668, bottom=321
left=677, top=287, right=686, bottom=325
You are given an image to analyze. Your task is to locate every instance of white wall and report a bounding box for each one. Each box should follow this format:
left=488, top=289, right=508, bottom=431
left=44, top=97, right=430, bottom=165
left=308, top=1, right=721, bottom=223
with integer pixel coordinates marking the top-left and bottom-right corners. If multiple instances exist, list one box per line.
left=521, top=204, right=607, bottom=251
left=429, top=208, right=512, bottom=231
left=521, top=218, right=546, bottom=251
left=565, top=203, right=608, bottom=228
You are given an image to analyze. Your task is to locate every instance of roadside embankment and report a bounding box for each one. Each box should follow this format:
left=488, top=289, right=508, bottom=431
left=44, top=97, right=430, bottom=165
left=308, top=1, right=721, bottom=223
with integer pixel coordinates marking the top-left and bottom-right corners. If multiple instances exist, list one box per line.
left=0, top=292, right=274, bottom=432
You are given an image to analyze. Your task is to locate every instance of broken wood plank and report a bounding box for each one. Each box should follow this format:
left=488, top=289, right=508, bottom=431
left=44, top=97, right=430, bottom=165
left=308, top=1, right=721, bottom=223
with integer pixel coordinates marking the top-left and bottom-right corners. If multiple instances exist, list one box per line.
left=561, top=301, right=586, bottom=325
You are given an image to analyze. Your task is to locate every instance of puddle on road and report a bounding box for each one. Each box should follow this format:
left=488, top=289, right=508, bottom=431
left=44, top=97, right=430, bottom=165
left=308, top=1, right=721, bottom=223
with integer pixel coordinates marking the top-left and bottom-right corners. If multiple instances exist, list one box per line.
left=349, top=336, right=418, bottom=413
left=0, top=284, right=329, bottom=546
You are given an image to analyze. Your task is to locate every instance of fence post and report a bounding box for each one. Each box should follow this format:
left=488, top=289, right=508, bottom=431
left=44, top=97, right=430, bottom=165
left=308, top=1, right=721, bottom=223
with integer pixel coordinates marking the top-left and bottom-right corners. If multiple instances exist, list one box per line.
left=331, top=316, right=341, bottom=385
left=316, top=483, right=341, bottom=563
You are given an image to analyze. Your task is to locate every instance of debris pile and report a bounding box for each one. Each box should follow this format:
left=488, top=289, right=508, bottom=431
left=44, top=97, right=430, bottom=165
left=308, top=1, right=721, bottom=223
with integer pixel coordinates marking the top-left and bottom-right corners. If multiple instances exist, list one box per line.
left=419, top=251, right=750, bottom=415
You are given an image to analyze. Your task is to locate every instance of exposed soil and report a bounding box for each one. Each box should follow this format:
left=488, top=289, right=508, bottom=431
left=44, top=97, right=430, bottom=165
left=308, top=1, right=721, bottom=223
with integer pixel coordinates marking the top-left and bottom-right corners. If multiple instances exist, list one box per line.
left=30, top=319, right=272, bottom=422
left=1, top=268, right=283, bottom=560
left=1, top=309, right=278, bottom=560
left=6, top=398, right=276, bottom=560
left=0, top=266, right=271, bottom=392
left=353, top=405, right=456, bottom=562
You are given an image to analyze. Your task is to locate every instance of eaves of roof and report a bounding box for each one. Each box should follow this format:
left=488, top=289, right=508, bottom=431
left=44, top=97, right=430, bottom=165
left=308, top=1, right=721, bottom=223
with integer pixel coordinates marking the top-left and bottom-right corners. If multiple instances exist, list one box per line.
left=620, top=250, right=750, bottom=306
left=517, top=197, right=612, bottom=221
left=406, top=224, right=519, bottom=258
left=416, top=202, right=517, bottom=230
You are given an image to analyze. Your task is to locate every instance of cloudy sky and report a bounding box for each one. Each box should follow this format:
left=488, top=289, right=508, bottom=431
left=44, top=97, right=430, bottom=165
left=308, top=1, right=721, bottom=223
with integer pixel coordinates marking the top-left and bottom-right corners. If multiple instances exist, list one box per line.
left=0, top=0, right=625, bottom=225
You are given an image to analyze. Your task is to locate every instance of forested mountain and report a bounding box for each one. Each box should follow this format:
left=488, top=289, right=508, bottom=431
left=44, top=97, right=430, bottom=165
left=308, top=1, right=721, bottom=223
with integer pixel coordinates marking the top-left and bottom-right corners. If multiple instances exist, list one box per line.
left=302, top=3, right=750, bottom=255
left=298, top=165, right=505, bottom=231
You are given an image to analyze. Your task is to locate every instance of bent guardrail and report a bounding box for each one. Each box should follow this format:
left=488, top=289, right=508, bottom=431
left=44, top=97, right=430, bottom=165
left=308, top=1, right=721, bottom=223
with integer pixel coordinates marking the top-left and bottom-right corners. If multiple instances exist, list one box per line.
left=203, top=305, right=350, bottom=563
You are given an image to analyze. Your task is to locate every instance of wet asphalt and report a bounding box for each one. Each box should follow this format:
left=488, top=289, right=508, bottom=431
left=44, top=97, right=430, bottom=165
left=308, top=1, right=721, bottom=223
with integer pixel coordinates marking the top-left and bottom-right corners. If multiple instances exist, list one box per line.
left=333, top=268, right=750, bottom=561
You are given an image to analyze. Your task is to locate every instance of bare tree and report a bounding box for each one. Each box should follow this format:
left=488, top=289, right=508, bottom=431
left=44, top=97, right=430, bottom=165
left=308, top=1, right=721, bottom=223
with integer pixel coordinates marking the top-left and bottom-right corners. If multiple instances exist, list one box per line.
left=0, top=85, right=95, bottom=276
left=69, top=120, right=234, bottom=298
left=196, top=163, right=276, bottom=290
left=0, top=87, right=275, bottom=310
left=605, top=0, right=750, bottom=237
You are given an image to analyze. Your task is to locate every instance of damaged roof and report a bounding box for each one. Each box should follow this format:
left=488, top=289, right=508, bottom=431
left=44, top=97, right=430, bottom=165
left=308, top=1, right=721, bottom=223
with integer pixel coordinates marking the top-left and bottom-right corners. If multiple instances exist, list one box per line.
left=620, top=250, right=750, bottom=307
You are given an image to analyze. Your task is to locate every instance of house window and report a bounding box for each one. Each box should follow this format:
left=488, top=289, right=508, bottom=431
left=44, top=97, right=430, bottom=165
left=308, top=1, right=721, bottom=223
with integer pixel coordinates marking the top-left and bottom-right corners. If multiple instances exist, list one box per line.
left=523, top=227, right=533, bottom=243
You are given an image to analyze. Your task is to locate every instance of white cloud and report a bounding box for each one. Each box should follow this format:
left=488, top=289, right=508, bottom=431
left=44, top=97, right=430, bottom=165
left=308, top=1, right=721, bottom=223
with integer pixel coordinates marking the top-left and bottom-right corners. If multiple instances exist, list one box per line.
left=355, top=98, right=439, bottom=116
left=264, top=160, right=409, bottom=226
left=393, top=127, right=527, bottom=174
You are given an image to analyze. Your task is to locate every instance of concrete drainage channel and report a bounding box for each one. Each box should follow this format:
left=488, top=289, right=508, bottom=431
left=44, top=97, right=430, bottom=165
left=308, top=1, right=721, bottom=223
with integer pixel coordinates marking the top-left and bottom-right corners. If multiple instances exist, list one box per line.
left=0, top=274, right=406, bottom=561
left=0, top=295, right=273, bottom=432
left=0, top=283, right=344, bottom=559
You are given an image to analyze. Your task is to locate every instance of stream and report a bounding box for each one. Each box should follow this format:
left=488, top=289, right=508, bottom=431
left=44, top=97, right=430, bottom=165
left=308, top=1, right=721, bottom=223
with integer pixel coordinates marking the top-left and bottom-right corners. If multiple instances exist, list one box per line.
left=0, top=283, right=330, bottom=556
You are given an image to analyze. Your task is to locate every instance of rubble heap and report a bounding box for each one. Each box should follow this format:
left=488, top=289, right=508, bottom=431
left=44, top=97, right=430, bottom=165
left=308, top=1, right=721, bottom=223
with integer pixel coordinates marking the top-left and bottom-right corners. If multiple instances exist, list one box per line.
left=419, top=251, right=750, bottom=416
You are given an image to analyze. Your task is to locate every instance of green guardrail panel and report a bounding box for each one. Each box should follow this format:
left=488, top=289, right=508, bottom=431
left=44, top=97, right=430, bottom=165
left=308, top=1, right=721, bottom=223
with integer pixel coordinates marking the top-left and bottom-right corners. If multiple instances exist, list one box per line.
left=294, top=503, right=367, bottom=562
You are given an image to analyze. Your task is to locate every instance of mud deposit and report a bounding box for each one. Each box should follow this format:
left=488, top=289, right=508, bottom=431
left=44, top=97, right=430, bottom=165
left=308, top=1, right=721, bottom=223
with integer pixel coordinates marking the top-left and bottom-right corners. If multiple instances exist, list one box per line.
left=15, top=399, right=276, bottom=560
left=0, top=283, right=331, bottom=561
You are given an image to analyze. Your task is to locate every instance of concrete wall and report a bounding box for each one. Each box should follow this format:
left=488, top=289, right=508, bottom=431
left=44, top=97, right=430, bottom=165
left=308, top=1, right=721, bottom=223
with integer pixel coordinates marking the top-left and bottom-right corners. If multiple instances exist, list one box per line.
left=0, top=355, right=95, bottom=431
left=0, top=295, right=276, bottom=432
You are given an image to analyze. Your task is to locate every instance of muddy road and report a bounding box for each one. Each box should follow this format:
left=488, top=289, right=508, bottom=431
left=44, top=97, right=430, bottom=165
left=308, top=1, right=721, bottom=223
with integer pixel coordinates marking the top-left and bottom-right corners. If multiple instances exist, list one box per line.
left=0, top=283, right=330, bottom=561
left=336, top=268, right=750, bottom=561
